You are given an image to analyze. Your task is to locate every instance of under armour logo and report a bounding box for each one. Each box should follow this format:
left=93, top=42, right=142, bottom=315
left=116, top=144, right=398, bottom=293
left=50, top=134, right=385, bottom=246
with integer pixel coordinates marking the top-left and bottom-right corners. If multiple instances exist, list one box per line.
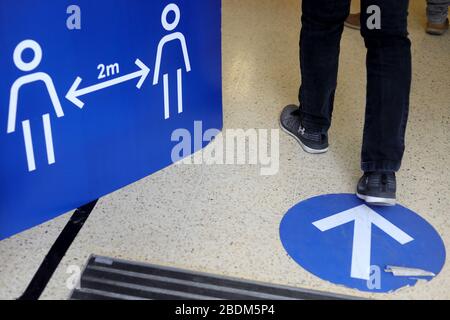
left=298, top=125, right=305, bottom=135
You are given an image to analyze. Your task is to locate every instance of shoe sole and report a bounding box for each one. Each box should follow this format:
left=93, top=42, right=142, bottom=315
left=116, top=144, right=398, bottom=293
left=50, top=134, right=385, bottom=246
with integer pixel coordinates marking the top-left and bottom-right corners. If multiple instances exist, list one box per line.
left=356, top=192, right=396, bottom=207
left=344, top=22, right=361, bottom=30
left=426, top=29, right=447, bottom=35
left=279, top=120, right=328, bottom=154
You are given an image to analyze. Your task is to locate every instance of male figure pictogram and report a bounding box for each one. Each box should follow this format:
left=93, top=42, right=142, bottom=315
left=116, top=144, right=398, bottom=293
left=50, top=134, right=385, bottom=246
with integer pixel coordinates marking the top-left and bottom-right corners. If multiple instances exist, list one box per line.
left=153, top=3, right=191, bottom=120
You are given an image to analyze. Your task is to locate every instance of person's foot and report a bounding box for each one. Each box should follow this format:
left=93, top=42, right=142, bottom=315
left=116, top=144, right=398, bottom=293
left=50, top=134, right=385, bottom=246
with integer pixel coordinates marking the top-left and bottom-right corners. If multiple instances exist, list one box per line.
left=279, top=105, right=329, bottom=154
left=356, top=172, right=396, bottom=206
left=426, top=18, right=449, bottom=35
left=344, top=13, right=361, bottom=30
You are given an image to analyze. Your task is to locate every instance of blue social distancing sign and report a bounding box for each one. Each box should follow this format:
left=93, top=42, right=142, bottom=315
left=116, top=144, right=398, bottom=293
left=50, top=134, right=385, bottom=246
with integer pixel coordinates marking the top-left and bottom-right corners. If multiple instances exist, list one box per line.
left=0, top=0, right=222, bottom=240
left=280, top=194, right=446, bottom=293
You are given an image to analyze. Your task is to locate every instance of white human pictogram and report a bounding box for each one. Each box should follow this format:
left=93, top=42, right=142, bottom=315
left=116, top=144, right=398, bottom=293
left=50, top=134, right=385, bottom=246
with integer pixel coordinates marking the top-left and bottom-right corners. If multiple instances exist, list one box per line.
left=153, top=3, right=191, bottom=120
left=7, top=40, right=64, bottom=172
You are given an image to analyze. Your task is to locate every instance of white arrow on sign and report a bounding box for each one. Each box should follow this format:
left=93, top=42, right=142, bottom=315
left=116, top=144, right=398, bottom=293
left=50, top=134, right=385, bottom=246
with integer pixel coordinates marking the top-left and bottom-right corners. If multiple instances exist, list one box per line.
left=66, top=58, right=150, bottom=108
left=312, top=204, right=414, bottom=280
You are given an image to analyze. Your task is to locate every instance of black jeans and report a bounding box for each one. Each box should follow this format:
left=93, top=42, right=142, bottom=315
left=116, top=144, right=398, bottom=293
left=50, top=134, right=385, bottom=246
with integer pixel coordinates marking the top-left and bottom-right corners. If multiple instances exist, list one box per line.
left=299, top=0, right=411, bottom=172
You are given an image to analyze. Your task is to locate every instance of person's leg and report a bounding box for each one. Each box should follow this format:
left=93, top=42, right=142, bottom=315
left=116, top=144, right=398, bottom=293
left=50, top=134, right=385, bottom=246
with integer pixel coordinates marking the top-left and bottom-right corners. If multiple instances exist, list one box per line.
left=357, top=0, right=411, bottom=205
left=280, top=0, right=350, bottom=154
left=426, top=0, right=449, bottom=35
left=298, top=0, right=351, bottom=133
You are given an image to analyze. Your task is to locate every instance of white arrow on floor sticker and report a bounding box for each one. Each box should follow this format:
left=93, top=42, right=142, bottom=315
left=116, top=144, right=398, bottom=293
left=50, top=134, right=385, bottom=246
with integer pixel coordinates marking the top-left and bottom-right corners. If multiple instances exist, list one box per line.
left=66, top=58, right=150, bottom=108
left=312, top=204, right=414, bottom=280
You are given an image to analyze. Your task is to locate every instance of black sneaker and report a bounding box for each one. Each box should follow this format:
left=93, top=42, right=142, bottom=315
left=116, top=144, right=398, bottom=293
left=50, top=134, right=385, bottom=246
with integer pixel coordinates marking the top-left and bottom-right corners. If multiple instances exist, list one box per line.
left=356, top=172, right=396, bottom=206
left=279, top=105, right=329, bottom=154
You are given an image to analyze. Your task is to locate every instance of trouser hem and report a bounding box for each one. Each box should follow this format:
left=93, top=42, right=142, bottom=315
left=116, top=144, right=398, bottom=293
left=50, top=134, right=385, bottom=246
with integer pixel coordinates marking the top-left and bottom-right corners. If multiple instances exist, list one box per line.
left=361, top=160, right=401, bottom=172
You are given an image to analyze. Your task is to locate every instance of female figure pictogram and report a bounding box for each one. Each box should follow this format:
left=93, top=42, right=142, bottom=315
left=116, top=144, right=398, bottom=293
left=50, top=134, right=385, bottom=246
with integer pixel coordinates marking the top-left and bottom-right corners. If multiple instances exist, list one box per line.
left=7, top=39, right=63, bottom=172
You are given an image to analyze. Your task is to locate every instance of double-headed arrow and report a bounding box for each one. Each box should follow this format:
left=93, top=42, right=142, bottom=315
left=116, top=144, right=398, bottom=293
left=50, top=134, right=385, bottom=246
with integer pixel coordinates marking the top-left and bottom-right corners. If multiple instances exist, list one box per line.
left=66, top=58, right=150, bottom=108
left=313, top=204, right=414, bottom=280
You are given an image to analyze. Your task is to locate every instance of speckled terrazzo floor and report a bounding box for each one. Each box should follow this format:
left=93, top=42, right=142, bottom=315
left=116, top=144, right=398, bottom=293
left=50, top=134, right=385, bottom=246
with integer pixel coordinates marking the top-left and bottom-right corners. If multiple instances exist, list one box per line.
left=1, top=0, right=449, bottom=300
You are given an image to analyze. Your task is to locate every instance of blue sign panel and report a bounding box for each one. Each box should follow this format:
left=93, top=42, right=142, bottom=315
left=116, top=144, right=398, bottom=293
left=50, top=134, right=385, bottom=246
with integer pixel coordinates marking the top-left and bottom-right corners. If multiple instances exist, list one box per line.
left=280, top=194, right=446, bottom=293
left=0, top=0, right=222, bottom=240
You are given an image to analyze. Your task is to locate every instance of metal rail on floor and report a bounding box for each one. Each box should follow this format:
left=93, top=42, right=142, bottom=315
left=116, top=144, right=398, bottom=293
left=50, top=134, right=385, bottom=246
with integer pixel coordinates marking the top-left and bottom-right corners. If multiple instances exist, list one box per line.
left=70, top=255, right=358, bottom=300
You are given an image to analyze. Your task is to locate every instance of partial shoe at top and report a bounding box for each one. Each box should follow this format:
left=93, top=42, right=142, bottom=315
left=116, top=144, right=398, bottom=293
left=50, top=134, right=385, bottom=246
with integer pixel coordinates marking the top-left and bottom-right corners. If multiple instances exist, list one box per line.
left=426, top=18, right=449, bottom=35
left=344, top=13, right=361, bottom=30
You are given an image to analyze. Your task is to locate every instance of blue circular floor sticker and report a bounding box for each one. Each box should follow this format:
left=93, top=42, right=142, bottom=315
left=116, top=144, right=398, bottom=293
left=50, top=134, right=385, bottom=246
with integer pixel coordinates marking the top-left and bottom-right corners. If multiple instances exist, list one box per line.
left=280, top=194, right=446, bottom=293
